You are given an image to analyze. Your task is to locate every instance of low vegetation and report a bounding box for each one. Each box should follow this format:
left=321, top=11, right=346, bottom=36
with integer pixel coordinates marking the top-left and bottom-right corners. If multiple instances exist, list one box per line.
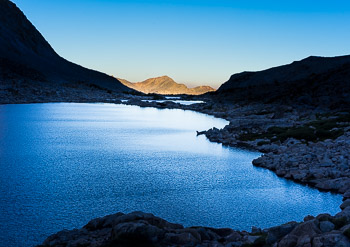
left=239, top=113, right=350, bottom=143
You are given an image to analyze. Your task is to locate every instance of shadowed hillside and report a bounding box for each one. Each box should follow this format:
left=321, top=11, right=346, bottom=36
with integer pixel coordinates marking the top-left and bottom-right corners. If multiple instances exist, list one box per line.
left=119, top=76, right=215, bottom=95
left=216, top=55, right=350, bottom=108
left=0, top=0, right=131, bottom=97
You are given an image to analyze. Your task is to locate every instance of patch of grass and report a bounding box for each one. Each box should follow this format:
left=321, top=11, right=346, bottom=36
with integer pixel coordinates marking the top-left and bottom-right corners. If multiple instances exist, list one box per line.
left=307, top=119, right=338, bottom=131
left=315, top=129, right=343, bottom=140
left=267, top=126, right=286, bottom=134
left=238, top=114, right=349, bottom=143
left=278, top=126, right=318, bottom=141
left=239, top=133, right=267, bottom=142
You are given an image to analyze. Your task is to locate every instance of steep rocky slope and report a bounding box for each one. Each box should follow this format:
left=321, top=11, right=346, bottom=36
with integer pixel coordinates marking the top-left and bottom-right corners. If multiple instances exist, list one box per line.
left=216, top=55, right=350, bottom=109
left=119, top=76, right=215, bottom=95
left=0, top=0, right=130, bottom=95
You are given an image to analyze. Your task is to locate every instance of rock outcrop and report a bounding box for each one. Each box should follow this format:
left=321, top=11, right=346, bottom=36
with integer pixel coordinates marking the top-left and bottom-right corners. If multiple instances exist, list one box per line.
left=38, top=211, right=247, bottom=247
left=119, top=76, right=215, bottom=95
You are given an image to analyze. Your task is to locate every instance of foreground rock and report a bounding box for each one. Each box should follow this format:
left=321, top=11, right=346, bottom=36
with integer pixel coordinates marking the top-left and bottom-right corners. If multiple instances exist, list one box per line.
left=39, top=208, right=350, bottom=247
left=38, top=211, right=247, bottom=247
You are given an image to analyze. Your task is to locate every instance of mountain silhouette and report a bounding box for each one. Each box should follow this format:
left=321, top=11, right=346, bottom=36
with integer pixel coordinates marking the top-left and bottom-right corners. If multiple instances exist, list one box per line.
left=216, top=55, right=350, bottom=107
left=0, top=0, right=130, bottom=92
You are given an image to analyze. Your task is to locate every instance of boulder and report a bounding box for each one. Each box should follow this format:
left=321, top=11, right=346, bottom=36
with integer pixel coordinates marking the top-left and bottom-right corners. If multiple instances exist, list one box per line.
left=304, top=215, right=315, bottom=222
left=312, top=232, right=350, bottom=247
left=343, top=190, right=350, bottom=201
left=335, top=207, right=350, bottom=223
left=340, top=199, right=350, bottom=210
left=265, top=221, right=298, bottom=244
left=163, top=232, right=199, bottom=245
left=316, top=213, right=332, bottom=222
left=110, top=221, right=165, bottom=244
left=319, top=221, right=335, bottom=233
left=278, top=220, right=321, bottom=247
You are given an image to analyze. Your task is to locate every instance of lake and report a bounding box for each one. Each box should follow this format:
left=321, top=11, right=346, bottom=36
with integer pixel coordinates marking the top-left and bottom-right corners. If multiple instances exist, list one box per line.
left=0, top=103, right=342, bottom=247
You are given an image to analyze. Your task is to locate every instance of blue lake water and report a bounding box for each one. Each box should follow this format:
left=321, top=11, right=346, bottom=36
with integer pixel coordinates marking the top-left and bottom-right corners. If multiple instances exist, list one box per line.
left=0, top=103, right=342, bottom=247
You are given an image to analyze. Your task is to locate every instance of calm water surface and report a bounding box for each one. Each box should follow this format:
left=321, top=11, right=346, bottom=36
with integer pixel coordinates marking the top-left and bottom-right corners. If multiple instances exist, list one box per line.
left=0, top=103, right=342, bottom=246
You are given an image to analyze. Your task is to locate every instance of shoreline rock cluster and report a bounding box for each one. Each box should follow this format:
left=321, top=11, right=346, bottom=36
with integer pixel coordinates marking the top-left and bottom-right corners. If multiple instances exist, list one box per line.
left=39, top=207, right=350, bottom=247
left=252, top=133, right=350, bottom=194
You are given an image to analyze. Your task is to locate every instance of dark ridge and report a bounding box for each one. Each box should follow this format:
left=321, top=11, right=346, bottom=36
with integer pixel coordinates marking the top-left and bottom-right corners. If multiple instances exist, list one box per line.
left=0, top=0, right=131, bottom=93
left=216, top=55, right=350, bottom=109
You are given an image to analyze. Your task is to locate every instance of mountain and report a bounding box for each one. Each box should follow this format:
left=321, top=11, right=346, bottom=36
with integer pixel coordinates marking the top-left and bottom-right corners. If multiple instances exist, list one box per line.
left=118, top=76, right=215, bottom=95
left=0, top=0, right=130, bottom=94
left=216, top=55, right=350, bottom=108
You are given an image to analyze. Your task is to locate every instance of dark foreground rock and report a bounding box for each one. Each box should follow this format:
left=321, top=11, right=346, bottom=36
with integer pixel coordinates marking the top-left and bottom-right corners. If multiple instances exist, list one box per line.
left=39, top=208, right=350, bottom=247
left=38, top=211, right=247, bottom=247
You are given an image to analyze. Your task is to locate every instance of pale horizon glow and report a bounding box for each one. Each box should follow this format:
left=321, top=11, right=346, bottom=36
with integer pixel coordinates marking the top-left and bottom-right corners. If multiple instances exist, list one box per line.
left=11, top=0, right=350, bottom=88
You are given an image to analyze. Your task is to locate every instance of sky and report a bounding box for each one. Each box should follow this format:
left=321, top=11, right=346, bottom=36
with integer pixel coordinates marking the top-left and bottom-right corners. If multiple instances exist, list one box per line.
left=11, top=0, right=350, bottom=88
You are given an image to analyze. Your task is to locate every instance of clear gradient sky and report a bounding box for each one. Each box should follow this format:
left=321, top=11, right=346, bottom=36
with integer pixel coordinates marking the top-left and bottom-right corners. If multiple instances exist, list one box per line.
left=11, top=0, right=350, bottom=88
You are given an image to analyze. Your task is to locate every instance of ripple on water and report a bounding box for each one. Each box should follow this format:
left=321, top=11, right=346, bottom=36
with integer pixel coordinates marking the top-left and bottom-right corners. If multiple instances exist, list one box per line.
left=0, top=103, right=342, bottom=247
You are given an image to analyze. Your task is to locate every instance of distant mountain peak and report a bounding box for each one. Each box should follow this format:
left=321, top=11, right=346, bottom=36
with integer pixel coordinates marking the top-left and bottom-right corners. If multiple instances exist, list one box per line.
left=119, top=76, right=215, bottom=95
left=156, top=75, right=173, bottom=80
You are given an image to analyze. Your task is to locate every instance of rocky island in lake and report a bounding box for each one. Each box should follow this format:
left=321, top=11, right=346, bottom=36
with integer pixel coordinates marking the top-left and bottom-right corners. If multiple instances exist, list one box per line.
left=1, top=0, right=350, bottom=246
